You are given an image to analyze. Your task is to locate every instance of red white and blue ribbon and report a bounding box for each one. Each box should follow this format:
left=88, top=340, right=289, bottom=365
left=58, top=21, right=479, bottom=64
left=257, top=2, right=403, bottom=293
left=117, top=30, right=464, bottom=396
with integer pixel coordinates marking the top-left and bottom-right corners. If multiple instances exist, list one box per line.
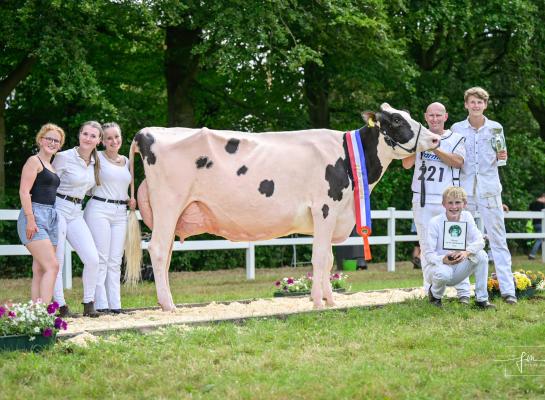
left=345, top=130, right=372, bottom=260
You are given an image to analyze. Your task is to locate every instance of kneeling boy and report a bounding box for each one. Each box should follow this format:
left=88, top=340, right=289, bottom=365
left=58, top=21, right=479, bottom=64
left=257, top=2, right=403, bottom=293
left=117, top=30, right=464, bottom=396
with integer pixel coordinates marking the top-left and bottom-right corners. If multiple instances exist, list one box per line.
left=423, top=186, right=495, bottom=309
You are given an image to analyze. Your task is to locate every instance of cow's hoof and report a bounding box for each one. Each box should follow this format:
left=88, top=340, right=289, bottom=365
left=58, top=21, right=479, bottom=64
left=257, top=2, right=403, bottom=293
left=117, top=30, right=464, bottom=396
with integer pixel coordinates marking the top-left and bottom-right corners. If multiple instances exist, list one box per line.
left=160, top=304, right=177, bottom=312
left=312, top=302, right=325, bottom=310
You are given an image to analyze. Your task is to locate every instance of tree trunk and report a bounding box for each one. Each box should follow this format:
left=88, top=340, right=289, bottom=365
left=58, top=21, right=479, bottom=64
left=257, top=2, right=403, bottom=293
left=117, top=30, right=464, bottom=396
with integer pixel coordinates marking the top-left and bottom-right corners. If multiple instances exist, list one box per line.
left=164, top=26, right=201, bottom=128
left=303, top=62, right=330, bottom=128
left=0, top=56, right=37, bottom=196
left=528, top=97, right=545, bottom=141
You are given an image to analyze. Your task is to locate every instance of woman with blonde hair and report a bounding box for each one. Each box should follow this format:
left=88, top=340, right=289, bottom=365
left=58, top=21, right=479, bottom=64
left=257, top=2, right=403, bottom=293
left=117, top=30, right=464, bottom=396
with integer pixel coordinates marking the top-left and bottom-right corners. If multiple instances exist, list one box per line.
left=84, top=122, right=138, bottom=314
left=17, top=123, right=65, bottom=303
left=53, top=121, right=102, bottom=317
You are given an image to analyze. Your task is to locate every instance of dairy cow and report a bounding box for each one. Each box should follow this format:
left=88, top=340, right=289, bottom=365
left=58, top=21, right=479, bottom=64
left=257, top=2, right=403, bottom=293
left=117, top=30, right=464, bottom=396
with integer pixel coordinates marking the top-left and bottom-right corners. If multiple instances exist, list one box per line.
left=127, top=103, right=441, bottom=310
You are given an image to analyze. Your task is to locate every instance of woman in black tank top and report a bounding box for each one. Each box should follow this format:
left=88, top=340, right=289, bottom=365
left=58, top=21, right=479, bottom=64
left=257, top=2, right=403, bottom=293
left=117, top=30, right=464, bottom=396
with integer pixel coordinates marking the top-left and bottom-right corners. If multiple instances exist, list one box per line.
left=18, top=123, right=65, bottom=304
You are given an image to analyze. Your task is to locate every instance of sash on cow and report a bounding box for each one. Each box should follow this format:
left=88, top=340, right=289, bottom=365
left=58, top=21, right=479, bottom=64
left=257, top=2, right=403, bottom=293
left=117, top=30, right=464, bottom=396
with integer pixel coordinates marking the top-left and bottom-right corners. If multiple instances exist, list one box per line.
left=345, top=130, right=372, bottom=260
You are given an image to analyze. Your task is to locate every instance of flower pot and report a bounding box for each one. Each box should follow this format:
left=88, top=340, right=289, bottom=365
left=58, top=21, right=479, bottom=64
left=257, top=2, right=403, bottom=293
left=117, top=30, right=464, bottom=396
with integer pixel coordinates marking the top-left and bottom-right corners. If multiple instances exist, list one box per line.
left=517, top=286, right=537, bottom=299
left=0, top=334, right=56, bottom=352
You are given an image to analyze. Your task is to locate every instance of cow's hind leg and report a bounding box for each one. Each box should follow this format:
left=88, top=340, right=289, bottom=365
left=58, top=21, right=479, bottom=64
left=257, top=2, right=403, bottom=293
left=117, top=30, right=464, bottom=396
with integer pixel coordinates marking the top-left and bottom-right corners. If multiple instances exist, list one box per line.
left=310, top=209, right=336, bottom=309
left=148, top=209, right=179, bottom=311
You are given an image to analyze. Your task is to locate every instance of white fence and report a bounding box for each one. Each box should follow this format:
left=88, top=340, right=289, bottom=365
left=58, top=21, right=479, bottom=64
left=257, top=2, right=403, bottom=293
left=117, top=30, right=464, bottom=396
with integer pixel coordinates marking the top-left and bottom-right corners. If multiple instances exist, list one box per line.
left=1, top=208, right=544, bottom=289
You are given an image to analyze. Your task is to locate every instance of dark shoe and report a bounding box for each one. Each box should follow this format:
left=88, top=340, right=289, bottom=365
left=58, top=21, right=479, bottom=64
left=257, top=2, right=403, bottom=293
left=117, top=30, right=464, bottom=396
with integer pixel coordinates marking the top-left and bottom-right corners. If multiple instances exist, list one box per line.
left=96, top=308, right=110, bottom=314
left=412, top=256, right=421, bottom=269
left=458, top=296, right=470, bottom=305
left=356, top=258, right=368, bottom=270
left=428, top=287, right=442, bottom=307
left=475, top=300, right=497, bottom=310
left=109, top=309, right=122, bottom=314
left=57, top=305, right=73, bottom=318
left=503, top=295, right=518, bottom=305
left=528, top=254, right=536, bottom=260
left=82, top=301, right=100, bottom=318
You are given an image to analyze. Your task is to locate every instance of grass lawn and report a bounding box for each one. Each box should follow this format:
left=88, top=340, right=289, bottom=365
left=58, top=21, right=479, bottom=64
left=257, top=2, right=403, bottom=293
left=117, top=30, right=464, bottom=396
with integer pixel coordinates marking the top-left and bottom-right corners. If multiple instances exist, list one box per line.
left=1, top=256, right=545, bottom=399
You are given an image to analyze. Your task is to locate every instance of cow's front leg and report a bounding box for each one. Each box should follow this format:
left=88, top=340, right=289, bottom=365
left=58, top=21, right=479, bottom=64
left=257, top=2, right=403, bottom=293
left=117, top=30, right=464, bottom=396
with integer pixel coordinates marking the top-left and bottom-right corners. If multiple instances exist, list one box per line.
left=311, top=211, right=335, bottom=309
left=148, top=214, right=179, bottom=311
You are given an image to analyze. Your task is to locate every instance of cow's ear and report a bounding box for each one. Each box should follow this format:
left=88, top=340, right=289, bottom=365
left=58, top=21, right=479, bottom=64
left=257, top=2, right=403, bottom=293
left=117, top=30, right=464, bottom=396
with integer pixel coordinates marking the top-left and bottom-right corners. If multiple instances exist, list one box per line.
left=361, top=111, right=377, bottom=127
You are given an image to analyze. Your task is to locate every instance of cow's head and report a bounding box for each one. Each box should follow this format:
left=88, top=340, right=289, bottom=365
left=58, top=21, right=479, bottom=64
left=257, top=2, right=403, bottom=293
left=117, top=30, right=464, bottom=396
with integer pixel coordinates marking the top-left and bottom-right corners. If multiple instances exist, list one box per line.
left=363, top=103, right=440, bottom=158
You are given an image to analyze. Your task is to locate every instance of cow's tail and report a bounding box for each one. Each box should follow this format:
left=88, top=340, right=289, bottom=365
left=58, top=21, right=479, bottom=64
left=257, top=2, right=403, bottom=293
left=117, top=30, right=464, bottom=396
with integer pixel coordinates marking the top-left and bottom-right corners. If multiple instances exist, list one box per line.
left=124, top=139, right=142, bottom=287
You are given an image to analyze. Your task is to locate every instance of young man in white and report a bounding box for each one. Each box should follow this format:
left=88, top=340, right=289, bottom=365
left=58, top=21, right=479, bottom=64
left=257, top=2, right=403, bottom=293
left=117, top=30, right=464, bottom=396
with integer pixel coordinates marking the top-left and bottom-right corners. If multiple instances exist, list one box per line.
left=403, top=102, right=471, bottom=303
left=451, top=87, right=517, bottom=304
left=424, top=186, right=495, bottom=309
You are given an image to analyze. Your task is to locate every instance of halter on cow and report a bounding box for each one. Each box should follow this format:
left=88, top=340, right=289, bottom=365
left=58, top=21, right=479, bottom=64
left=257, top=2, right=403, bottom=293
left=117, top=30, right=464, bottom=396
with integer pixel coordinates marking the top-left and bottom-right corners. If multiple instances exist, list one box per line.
left=126, top=103, right=440, bottom=310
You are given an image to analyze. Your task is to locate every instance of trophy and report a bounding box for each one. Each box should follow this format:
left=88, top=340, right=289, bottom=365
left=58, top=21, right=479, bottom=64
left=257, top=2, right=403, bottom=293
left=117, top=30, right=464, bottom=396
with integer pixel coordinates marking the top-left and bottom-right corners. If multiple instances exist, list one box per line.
left=490, top=127, right=507, bottom=166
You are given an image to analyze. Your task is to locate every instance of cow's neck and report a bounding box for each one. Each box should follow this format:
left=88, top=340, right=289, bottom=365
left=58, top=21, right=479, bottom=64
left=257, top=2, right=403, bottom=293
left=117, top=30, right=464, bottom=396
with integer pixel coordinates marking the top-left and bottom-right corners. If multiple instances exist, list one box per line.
left=343, top=125, right=393, bottom=191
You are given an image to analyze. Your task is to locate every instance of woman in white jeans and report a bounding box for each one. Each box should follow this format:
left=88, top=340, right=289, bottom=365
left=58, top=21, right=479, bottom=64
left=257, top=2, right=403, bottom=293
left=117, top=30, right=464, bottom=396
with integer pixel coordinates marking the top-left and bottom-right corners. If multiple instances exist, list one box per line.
left=84, top=123, right=136, bottom=314
left=53, top=121, right=102, bottom=317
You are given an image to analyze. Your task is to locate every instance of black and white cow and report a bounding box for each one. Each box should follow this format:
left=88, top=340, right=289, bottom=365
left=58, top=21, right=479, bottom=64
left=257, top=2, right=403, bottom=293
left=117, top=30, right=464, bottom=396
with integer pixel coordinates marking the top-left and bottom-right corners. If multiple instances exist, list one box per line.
left=127, top=103, right=440, bottom=310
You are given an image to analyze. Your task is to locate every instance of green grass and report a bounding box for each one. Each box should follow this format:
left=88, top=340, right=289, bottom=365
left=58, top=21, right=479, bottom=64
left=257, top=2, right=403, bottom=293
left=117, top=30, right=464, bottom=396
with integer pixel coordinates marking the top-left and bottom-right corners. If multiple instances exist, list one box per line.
left=1, top=256, right=545, bottom=399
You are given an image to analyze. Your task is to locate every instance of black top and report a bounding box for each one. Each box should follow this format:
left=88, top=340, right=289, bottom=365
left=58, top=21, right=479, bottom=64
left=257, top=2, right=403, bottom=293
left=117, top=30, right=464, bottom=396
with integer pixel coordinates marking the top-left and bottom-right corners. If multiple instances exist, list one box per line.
left=30, top=157, right=60, bottom=205
left=529, top=200, right=545, bottom=225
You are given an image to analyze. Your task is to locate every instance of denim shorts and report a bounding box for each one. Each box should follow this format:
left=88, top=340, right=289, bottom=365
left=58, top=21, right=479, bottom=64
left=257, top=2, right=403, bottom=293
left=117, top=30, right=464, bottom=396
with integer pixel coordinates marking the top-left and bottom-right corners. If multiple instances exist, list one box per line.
left=17, top=203, right=59, bottom=246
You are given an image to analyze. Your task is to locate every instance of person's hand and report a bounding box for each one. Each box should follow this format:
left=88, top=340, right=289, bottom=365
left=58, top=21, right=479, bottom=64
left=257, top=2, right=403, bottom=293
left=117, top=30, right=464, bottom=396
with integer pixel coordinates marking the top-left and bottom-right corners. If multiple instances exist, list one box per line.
left=502, top=203, right=510, bottom=212
left=128, top=197, right=137, bottom=211
left=25, top=217, right=39, bottom=240
left=443, top=251, right=468, bottom=265
left=497, top=150, right=508, bottom=161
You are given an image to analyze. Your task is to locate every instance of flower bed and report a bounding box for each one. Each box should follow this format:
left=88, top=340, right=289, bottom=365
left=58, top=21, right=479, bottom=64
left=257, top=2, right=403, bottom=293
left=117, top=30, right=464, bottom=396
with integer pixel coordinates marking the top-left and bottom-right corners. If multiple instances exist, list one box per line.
left=273, top=272, right=350, bottom=296
left=0, top=301, right=68, bottom=351
left=487, top=270, right=545, bottom=299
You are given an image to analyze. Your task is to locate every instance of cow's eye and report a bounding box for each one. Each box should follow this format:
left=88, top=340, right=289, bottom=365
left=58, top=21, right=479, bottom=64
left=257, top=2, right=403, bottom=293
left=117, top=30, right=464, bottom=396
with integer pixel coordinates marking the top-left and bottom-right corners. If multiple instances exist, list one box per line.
left=393, top=117, right=401, bottom=124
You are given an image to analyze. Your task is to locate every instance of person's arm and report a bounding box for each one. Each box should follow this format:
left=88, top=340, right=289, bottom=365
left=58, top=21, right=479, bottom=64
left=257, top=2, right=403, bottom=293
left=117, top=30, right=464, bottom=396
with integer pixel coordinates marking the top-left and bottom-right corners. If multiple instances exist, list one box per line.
left=18, top=157, right=40, bottom=240
left=423, top=220, right=444, bottom=266
left=432, top=147, right=463, bottom=168
left=402, top=154, right=416, bottom=169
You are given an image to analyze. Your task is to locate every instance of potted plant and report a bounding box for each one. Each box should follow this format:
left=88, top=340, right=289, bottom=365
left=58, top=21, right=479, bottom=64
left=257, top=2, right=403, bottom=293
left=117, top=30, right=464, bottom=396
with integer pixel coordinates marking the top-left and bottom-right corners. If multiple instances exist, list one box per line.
left=273, top=272, right=351, bottom=297
left=0, top=301, right=68, bottom=352
left=487, top=270, right=545, bottom=299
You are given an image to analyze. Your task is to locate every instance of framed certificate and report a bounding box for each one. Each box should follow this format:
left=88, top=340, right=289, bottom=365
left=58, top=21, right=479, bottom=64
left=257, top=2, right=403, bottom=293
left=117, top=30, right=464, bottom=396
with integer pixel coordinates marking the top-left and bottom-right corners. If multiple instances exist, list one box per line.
left=443, top=221, right=467, bottom=250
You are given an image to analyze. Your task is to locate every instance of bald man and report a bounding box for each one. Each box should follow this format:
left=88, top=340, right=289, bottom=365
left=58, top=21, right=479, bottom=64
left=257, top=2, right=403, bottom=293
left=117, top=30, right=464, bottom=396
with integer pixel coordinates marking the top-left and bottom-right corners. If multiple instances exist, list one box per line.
left=403, top=102, right=471, bottom=303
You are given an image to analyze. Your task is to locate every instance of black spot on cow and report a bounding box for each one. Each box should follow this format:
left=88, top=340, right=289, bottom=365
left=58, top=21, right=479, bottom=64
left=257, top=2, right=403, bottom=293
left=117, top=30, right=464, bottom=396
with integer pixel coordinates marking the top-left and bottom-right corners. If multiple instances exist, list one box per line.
left=206, top=160, right=213, bottom=168
left=325, top=158, right=350, bottom=201
left=237, top=165, right=248, bottom=176
left=196, top=156, right=209, bottom=169
left=134, top=131, right=157, bottom=165
left=258, top=180, right=274, bottom=197
left=322, top=204, right=329, bottom=219
left=377, top=110, right=414, bottom=148
left=225, top=138, right=240, bottom=154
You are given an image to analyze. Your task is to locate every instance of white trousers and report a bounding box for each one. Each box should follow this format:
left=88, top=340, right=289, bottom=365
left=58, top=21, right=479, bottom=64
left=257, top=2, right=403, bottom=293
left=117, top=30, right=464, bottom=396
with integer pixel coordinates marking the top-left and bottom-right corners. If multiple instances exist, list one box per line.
left=53, top=198, right=100, bottom=305
left=413, top=202, right=471, bottom=298
left=467, top=195, right=515, bottom=297
left=426, top=250, right=489, bottom=302
left=84, top=199, right=127, bottom=310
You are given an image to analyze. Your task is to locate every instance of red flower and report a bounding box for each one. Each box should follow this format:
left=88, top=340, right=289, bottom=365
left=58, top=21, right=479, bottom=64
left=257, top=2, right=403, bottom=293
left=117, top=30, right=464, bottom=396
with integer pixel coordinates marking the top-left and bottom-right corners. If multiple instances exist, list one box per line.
left=287, top=278, right=294, bottom=284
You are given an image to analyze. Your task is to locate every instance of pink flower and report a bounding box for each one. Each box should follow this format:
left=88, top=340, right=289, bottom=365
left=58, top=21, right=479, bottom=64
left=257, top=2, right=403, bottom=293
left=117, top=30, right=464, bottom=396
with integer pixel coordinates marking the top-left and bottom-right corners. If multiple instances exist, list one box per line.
left=47, top=301, right=60, bottom=314
left=287, top=278, right=294, bottom=284
left=43, top=328, right=53, bottom=337
left=54, top=317, right=63, bottom=329
left=0, top=306, right=5, bottom=318
left=8, top=311, right=16, bottom=318
left=61, top=321, right=67, bottom=330
left=275, top=281, right=281, bottom=286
